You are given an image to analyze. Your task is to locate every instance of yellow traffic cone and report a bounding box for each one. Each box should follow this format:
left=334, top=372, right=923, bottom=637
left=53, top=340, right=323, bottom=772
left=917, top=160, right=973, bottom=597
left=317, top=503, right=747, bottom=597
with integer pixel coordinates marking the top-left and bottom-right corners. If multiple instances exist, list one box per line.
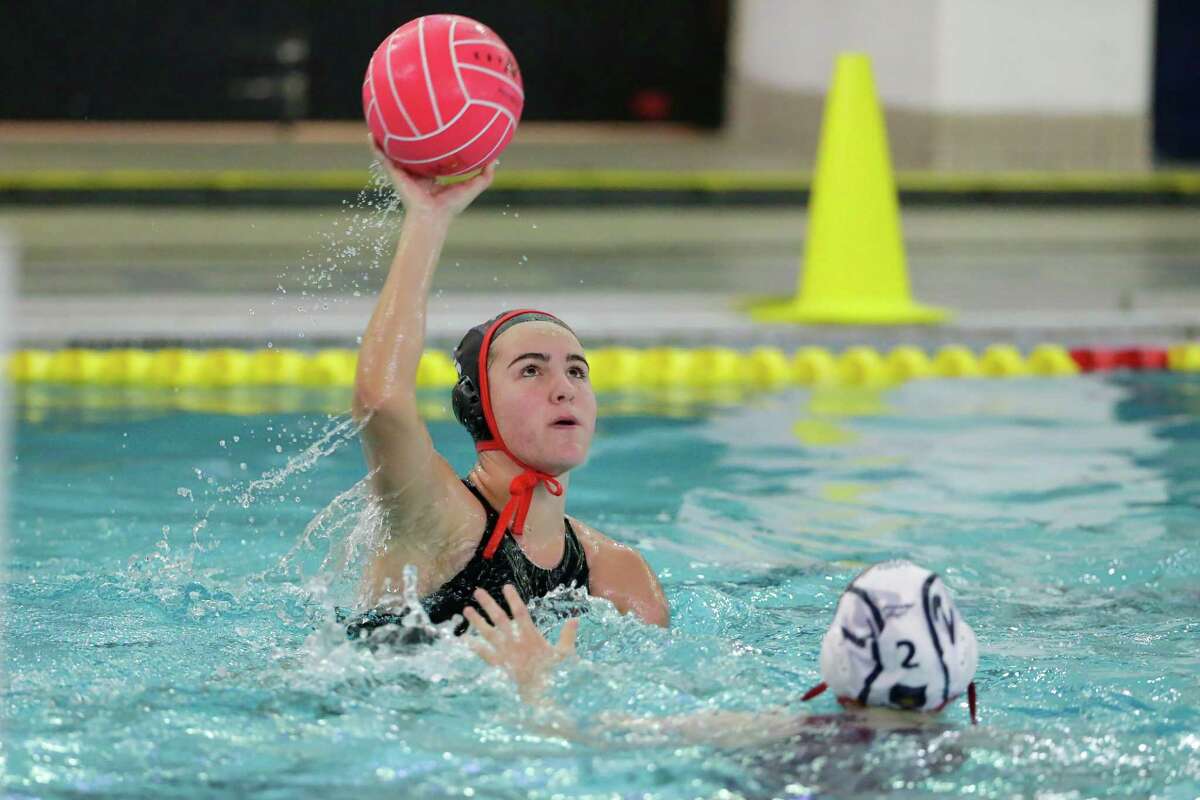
left=752, top=54, right=947, bottom=325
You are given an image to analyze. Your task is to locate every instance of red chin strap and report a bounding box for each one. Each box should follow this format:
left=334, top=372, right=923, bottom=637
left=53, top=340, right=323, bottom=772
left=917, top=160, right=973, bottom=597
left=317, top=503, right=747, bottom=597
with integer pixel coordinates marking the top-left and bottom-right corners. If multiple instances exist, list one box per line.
left=476, top=442, right=563, bottom=559
left=474, top=308, right=566, bottom=560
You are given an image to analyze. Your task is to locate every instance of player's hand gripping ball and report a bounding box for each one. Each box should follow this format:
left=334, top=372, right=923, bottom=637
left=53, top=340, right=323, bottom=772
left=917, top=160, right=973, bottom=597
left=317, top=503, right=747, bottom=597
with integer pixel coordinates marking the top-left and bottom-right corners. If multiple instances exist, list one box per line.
left=363, top=14, right=523, bottom=177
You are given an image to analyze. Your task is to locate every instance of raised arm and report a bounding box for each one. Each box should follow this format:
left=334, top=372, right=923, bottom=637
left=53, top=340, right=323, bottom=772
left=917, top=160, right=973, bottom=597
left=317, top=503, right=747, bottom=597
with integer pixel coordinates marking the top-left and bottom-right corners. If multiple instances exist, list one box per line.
left=353, top=149, right=495, bottom=514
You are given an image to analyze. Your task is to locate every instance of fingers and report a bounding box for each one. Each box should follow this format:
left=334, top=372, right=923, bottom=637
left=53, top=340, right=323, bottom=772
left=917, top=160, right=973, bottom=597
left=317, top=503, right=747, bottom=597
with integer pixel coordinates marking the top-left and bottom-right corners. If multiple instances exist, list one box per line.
left=462, top=605, right=497, bottom=645
left=368, top=137, right=403, bottom=179
left=450, top=161, right=496, bottom=186
left=473, top=588, right=510, bottom=630
left=367, top=133, right=386, bottom=160
left=501, top=585, right=533, bottom=628
left=467, top=586, right=583, bottom=661
left=477, top=160, right=497, bottom=184
left=367, top=135, right=431, bottom=192
left=441, top=161, right=496, bottom=199
left=466, top=635, right=501, bottom=666
left=556, top=617, right=580, bottom=655
left=389, top=165, right=430, bottom=194
left=471, top=161, right=497, bottom=190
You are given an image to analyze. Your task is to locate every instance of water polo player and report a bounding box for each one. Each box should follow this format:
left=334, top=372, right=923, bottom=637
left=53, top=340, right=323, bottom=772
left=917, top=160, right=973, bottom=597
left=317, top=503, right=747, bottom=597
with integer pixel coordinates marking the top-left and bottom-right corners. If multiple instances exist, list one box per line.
left=348, top=147, right=669, bottom=640
left=467, top=560, right=978, bottom=729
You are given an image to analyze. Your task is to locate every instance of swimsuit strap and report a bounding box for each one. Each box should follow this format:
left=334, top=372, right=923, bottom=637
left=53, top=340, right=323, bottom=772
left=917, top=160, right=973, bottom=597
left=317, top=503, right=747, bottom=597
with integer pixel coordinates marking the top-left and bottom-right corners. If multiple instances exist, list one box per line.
left=558, top=518, right=587, bottom=579
left=461, top=478, right=500, bottom=534
left=462, top=478, right=580, bottom=577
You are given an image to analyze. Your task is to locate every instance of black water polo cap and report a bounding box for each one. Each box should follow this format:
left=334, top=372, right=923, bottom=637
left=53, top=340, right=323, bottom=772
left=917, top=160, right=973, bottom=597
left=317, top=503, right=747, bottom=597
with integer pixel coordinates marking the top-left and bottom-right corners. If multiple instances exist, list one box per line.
left=450, top=309, right=576, bottom=444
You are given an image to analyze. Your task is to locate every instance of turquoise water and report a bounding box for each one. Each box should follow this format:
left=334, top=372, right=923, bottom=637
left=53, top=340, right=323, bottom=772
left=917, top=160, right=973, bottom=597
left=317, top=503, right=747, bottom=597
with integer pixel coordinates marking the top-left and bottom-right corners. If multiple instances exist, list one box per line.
left=4, top=376, right=1198, bottom=798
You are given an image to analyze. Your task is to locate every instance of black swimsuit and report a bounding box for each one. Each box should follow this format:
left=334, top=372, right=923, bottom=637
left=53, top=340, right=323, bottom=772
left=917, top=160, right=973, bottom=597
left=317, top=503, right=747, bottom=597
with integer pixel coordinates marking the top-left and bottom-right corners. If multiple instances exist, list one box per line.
left=343, top=480, right=591, bottom=641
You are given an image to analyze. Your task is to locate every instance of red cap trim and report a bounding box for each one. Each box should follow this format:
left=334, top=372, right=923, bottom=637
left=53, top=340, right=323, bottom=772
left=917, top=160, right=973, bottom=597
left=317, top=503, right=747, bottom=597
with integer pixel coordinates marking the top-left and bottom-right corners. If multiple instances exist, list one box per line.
left=472, top=308, right=568, bottom=559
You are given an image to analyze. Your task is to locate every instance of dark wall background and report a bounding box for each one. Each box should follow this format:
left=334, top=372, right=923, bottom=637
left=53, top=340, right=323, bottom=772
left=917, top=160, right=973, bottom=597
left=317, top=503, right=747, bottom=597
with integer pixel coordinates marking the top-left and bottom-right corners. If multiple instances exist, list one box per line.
left=1154, top=0, right=1200, bottom=162
left=1, top=1, right=730, bottom=127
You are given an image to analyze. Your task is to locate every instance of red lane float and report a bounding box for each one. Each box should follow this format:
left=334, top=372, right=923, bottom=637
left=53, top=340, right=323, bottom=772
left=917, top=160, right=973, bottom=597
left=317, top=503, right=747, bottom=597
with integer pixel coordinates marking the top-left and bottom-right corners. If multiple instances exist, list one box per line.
left=1070, top=347, right=1169, bottom=373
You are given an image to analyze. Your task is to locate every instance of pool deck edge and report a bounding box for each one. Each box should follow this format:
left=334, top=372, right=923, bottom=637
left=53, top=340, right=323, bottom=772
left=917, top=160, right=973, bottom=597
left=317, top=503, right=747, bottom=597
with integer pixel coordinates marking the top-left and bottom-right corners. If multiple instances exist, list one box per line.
left=16, top=292, right=1200, bottom=350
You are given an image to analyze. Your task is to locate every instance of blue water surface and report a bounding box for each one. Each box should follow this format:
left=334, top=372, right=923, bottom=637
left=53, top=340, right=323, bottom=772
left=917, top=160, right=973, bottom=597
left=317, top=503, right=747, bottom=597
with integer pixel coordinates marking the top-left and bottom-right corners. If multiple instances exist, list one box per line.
left=3, top=376, right=1198, bottom=798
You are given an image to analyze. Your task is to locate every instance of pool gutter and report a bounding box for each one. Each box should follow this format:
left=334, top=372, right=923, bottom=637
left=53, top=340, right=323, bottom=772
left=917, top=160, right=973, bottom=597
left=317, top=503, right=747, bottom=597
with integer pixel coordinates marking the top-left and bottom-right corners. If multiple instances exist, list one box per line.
left=14, top=291, right=1200, bottom=351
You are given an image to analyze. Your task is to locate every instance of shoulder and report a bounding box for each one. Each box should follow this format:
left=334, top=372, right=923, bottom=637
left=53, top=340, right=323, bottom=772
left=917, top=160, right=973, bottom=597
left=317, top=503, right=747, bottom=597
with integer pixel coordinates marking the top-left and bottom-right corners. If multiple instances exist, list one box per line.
left=367, top=471, right=489, bottom=594
left=572, top=522, right=648, bottom=574
left=570, top=518, right=670, bottom=627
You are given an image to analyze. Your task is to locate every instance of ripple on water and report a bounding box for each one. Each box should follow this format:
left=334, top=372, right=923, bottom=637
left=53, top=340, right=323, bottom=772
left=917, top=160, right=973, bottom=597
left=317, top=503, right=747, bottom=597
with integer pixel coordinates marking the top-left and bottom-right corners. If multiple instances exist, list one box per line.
left=5, top=376, right=1200, bottom=797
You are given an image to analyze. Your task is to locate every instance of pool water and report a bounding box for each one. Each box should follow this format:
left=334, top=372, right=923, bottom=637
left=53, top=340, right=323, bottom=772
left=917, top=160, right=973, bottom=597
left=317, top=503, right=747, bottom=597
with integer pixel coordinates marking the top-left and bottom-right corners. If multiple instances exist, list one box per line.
left=4, top=376, right=1199, bottom=798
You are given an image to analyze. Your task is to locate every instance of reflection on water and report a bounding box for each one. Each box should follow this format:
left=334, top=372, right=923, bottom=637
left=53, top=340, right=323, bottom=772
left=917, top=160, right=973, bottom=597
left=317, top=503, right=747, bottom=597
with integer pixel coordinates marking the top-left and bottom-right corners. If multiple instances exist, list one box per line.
left=4, top=376, right=1199, bottom=797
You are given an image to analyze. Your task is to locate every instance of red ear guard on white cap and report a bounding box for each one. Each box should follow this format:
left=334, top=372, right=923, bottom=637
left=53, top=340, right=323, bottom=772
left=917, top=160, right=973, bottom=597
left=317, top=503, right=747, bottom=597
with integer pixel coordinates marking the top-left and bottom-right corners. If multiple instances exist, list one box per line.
left=803, top=561, right=979, bottom=723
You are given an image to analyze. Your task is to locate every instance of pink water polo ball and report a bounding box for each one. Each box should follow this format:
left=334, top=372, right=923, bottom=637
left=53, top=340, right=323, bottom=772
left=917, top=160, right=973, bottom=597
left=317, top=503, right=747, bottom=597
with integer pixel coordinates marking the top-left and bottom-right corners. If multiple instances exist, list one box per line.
left=363, top=14, right=524, bottom=177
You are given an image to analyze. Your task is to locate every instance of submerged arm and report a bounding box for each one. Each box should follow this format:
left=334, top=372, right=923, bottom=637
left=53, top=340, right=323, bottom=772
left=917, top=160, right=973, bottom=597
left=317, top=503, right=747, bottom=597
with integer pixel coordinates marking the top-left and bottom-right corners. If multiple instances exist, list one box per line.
left=465, top=587, right=799, bottom=747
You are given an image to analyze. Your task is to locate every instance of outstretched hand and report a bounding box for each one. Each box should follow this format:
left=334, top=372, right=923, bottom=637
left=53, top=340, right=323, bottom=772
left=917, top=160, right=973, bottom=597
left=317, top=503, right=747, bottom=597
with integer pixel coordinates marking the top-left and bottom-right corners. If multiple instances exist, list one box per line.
left=371, top=137, right=496, bottom=221
left=464, top=585, right=579, bottom=700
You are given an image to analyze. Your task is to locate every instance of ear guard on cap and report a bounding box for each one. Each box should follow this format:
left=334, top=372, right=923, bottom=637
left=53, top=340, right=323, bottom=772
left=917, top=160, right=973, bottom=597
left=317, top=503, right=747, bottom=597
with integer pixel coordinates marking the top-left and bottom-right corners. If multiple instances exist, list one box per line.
left=450, top=316, right=495, bottom=443
left=451, top=373, right=491, bottom=443
left=450, top=309, right=577, bottom=445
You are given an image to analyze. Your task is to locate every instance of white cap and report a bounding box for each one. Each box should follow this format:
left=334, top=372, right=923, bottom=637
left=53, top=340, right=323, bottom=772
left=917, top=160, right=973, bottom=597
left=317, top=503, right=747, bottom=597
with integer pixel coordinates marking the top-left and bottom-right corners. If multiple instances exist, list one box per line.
left=817, top=561, right=977, bottom=713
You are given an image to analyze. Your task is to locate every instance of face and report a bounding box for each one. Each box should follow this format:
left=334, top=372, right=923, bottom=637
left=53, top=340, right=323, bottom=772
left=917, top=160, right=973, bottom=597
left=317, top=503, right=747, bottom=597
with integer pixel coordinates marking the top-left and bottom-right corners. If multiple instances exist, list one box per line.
left=485, top=321, right=596, bottom=475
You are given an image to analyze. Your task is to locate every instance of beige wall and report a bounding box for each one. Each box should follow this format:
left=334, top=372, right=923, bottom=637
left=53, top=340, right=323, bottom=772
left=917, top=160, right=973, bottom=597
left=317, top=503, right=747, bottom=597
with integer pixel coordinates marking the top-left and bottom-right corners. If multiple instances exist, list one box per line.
left=727, top=0, right=1154, bottom=170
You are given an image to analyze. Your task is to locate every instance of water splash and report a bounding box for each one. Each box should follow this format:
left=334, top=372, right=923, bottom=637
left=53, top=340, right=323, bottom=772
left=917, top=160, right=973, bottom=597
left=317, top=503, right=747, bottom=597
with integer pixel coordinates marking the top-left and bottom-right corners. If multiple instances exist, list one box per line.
left=270, top=161, right=402, bottom=337
left=229, top=414, right=364, bottom=510
left=270, top=474, right=387, bottom=619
